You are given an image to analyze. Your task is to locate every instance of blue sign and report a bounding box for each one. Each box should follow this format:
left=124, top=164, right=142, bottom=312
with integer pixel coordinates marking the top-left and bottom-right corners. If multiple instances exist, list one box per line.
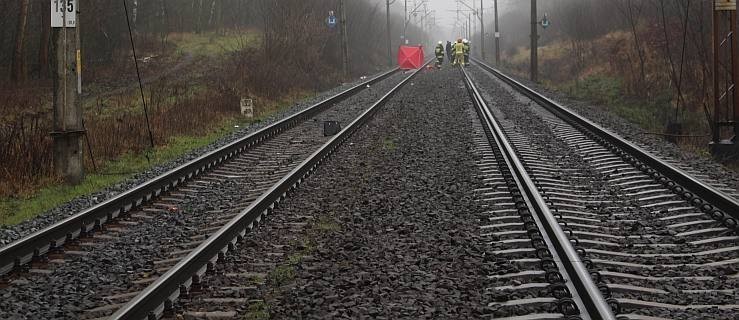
left=327, top=14, right=337, bottom=28
left=541, top=13, right=551, bottom=29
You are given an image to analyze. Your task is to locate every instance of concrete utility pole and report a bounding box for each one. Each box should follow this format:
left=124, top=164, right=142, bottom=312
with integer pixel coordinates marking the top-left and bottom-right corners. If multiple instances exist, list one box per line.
left=467, top=13, right=475, bottom=41
left=457, top=0, right=485, bottom=58
left=423, top=3, right=429, bottom=44
left=710, top=0, right=739, bottom=156
left=339, top=0, right=349, bottom=78
left=404, top=0, right=407, bottom=41
left=468, top=14, right=472, bottom=39
left=494, top=0, right=500, bottom=65
left=387, top=0, right=392, bottom=66
left=52, top=0, right=84, bottom=184
left=480, top=0, right=485, bottom=60
left=402, top=0, right=427, bottom=44
left=530, top=0, right=538, bottom=82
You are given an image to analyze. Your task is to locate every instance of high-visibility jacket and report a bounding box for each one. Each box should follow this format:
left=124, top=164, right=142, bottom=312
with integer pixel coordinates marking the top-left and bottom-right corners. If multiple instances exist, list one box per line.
left=454, top=42, right=465, bottom=54
left=463, top=43, right=470, bottom=55
left=435, top=45, right=444, bottom=57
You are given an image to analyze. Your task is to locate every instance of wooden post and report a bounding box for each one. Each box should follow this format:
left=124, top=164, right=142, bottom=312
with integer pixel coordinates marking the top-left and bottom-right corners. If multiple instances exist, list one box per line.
left=52, top=0, right=84, bottom=184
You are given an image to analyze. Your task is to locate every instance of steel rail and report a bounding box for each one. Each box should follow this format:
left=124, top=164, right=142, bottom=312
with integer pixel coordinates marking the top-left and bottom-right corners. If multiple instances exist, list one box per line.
left=471, top=57, right=739, bottom=222
left=0, top=67, right=400, bottom=278
left=108, top=61, right=431, bottom=320
left=461, top=66, right=616, bottom=320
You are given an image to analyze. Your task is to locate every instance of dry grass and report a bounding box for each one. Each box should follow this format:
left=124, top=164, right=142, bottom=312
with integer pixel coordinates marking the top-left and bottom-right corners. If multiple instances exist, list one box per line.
left=0, top=87, right=55, bottom=196
left=500, top=30, right=716, bottom=153
left=0, top=26, right=346, bottom=224
left=0, top=86, right=241, bottom=199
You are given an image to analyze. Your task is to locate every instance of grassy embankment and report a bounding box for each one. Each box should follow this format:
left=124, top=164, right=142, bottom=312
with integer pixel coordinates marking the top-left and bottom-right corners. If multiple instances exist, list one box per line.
left=0, top=30, right=314, bottom=226
left=500, top=31, right=711, bottom=155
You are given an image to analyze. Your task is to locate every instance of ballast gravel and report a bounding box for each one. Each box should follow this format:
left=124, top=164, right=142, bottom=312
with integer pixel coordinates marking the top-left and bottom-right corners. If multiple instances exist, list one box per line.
left=468, top=66, right=739, bottom=319
left=0, top=70, right=391, bottom=247
left=257, top=67, right=494, bottom=318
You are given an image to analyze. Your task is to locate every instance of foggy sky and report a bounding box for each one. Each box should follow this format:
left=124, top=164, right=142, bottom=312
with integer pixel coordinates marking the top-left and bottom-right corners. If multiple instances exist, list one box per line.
left=391, top=0, right=516, bottom=40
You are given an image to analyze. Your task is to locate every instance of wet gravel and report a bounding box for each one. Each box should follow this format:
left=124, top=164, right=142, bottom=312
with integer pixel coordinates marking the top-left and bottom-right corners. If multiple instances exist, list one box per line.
left=494, top=65, right=739, bottom=195
left=243, top=67, right=493, bottom=318
left=0, top=70, right=392, bottom=247
left=0, top=71, right=411, bottom=320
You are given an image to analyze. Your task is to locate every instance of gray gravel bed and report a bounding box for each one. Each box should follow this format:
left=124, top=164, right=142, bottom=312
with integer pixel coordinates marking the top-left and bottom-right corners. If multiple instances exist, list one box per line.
left=245, top=67, right=494, bottom=318
left=0, top=70, right=394, bottom=247
left=481, top=64, right=739, bottom=196
left=469, top=67, right=739, bottom=319
left=0, top=71, right=410, bottom=320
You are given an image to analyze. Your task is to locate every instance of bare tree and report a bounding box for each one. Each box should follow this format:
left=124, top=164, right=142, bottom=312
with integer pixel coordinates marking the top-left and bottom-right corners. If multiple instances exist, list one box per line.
left=208, top=0, right=217, bottom=27
left=159, top=0, right=169, bottom=50
left=556, top=0, right=597, bottom=82
left=39, top=0, right=51, bottom=78
left=653, top=0, right=692, bottom=123
left=11, top=0, right=30, bottom=82
left=614, top=0, right=647, bottom=91
left=132, top=0, right=139, bottom=34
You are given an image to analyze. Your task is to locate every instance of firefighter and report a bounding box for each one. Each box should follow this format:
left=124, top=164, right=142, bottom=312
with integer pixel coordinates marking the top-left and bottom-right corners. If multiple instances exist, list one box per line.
left=445, top=41, right=453, bottom=63
left=463, top=39, right=471, bottom=66
left=435, top=41, right=445, bottom=68
left=453, top=38, right=465, bottom=66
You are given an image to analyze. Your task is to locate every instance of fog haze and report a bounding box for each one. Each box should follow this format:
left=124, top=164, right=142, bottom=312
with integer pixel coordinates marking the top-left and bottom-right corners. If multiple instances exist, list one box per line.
left=391, top=0, right=517, bottom=40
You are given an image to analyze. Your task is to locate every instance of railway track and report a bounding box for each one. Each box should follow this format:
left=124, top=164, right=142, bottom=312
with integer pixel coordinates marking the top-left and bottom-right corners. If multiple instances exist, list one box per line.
left=92, top=62, right=429, bottom=319
left=467, top=59, right=739, bottom=319
left=150, top=65, right=490, bottom=319
left=464, top=67, right=615, bottom=320
left=3, top=56, right=739, bottom=320
left=0, top=65, right=435, bottom=319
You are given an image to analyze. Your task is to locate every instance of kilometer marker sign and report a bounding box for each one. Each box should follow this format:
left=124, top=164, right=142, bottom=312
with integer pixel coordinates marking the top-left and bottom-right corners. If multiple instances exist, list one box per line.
left=51, top=0, right=76, bottom=28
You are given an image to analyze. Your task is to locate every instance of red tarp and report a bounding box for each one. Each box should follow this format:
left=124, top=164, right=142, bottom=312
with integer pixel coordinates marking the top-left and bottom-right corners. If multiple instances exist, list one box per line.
left=397, top=46, right=424, bottom=69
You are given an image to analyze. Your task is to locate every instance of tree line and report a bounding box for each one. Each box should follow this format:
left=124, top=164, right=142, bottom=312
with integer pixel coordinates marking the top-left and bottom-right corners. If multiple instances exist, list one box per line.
left=476, top=0, right=717, bottom=133
left=2, top=0, right=426, bottom=84
left=0, top=0, right=428, bottom=197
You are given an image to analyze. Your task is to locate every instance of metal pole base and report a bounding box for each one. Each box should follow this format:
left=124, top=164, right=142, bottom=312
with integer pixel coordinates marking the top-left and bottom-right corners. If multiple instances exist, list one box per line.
left=709, top=138, right=739, bottom=159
